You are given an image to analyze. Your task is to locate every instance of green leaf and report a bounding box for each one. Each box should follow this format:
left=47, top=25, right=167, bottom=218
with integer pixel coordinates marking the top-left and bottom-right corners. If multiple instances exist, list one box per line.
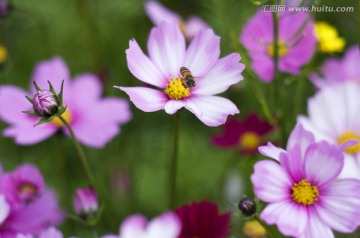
left=22, top=110, right=39, bottom=117
left=33, top=81, right=41, bottom=92
left=250, top=0, right=270, bottom=6
left=25, top=95, right=34, bottom=104
left=58, top=80, right=65, bottom=106
left=48, top=80, right=57, bottom=95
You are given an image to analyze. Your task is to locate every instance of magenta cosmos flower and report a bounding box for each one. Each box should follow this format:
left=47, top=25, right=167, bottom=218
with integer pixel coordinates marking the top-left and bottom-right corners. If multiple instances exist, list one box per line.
left=0, top=164, right=63, bottom=237
left=310, top=45, right=360, bottom=88
left=73, top=186, right=98, bottom=219
left=102, top=212, right=181, bottom=238
left=175, top=201, right=231, bottom=238
left=211, top=114, right=273, bottom=154
left=240, top=10, right=316, bottom=82
left=298, top=81, right=360, bottom=179
left=0, top=56, right=131, bottom=148
left=116, top=23, right=244, bottom=127
left=253, top=124, right=360, bottom=238
left=145, top=1, right=209, bottom=39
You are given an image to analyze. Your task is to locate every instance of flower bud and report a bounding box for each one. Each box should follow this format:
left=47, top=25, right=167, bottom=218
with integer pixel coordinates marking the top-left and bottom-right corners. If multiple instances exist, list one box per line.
left=0, top=0, right=10, bottom=19
left=73, top=187, right=98, bottom=219
left=238, top=197, right=256, bottom=216
left=32, top=90, right=59, bottom=117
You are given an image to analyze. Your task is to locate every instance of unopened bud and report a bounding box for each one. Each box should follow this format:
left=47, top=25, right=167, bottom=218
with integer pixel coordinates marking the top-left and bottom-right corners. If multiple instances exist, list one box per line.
left=0, top=0, right=10, bottom=19
left=238, top=197, right=256, bottom=216
left=73, top=187, right=98, bottom=219
left=32, top=90, right=59, bottom=117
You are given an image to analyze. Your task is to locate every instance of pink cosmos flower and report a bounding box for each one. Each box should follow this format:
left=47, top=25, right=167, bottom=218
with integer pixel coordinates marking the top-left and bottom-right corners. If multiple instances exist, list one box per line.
left=297, top=81, right=360, bottom=179
left=73, top=186, right=98, bottom=218
left=253, top=124, right=360, bottom=238
left=211, top=114, right=273, bottom=154
left=240, top=10, right=316, bottom=82
left=0, top=56, right=132, bottom=148
left=116, top=23, right=244, bottom=127
left=175, top=201, right=231, bottom=238
left=0, top=164, right=63, bottom=237
left=310, top=45, right=360, bottom=88
left=16, top=227, right=64, bottom=238
left=145, top=1, right=209, bottom=39
left=102, top=212, right=181, bottom=238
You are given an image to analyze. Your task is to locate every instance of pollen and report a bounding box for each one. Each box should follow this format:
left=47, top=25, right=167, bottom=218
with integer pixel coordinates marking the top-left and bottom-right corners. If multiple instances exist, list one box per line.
left=267, top=40, right=288, bottom=58
left=239, top=132, right=260, bottom=151
left=164, top=78, right=190, bottom=100
left=291, top=179, right=319, bottom=206
left=314, top=22, right=345, bottom=53
left=19, top=184, right=36, bottom=196
left=338, top=132, right=360, bottom=154
left=52, top=108, right=72, bottom=127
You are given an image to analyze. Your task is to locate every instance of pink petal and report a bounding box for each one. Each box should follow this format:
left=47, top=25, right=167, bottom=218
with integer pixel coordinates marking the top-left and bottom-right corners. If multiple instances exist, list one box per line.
left=144, top=1, right=182, bottom=26
left=192, top=53, right=244, bottom=96
left=184, top=29, right=220, bottom=77
left=147, top=212, right=181, bottom=238
left=286, top=123, right=315, bottom=158
left=304, top=142, right=344, bottom=187
left=70, top=73, right=103, bottom=102
left=338, top=154, right=360, bottom=179
left=0, top=195, right=10, bottom=224
left=279, top=145, right=305, bottom=183
left=299, top=208, right=334, bottom=238
left=39, top=227, right=63, bottom=238
left=258, top=142, right=286, bottom=161
left=116, top=87, right=168, bottom=112
left=260, top=201, right=308, bottom=237
left=120, top=214, right=147, bottom=238
left=251, top=160, right=292, bottom=202
left=315, top=179, right=360, bottom=233
left=126, top=39, right=167, bottom=88
left=184, top=96, right=239, bottom=127
left=30, top=56, right=71, bottom=94
left=184, top=16, right=209, bottom=39
left=248, top=54, right=274, bottom=82
left=164, top=100, right=185, bottom=114
left=147, top=23, right=186, bottom=79
left=95, top=98, right=132, bottom=124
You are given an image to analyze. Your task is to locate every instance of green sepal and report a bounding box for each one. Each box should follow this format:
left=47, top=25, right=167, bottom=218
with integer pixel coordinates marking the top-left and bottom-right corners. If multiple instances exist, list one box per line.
left=22, top=110, right=39, bottom=117
left=48, top=80, right=57, bottom=95
left=25, top=96, right=34, bottom=104
left=57, top=80, right=65, bottom=106
left=56, top=106, right=67, bottom=117
left=33, top=81, right=41, bottom=92
left=34, top=117, right=52, bottom=127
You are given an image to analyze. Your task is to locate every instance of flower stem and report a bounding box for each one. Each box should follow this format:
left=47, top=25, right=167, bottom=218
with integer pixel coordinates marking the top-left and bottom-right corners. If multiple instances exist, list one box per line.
left=169, top=113, right=180, bottom=208
left=58, top=116, right=97, bottom=188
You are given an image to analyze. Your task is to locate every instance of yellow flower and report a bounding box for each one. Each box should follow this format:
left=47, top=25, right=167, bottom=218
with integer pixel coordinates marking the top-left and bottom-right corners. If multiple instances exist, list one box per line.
left=314, top=22, right=345, bottom=53
left=0, top=45, right=7, bottom=64
left=243, top=220, right=267, bottom=238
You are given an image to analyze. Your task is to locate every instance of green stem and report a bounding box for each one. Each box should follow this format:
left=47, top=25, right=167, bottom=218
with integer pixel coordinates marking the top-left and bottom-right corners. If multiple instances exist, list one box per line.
left=358, top=0, right=360, bottom=48
left=169, top=113, right=180, bottom=208
left=59, top=116, right=97, bottom=188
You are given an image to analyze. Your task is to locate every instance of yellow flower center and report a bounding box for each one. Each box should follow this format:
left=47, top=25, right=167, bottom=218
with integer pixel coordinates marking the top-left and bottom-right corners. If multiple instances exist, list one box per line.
left=243, top=220, right=267, bottom=238
left=291, top=179, right=319, bottom=205
left=0, top=45, right=7, bottom=64
left=164, top=78, right=190, bottom=100
left=314, top=22, right=345, bottom=53
left=19, top=184, right=36, bottom=195
left=267, top=41, right=288, bottom=57
left=338, top=132, right=360, bottom=155
left=239, top=132, right=260, bottom=150
left=52, top=108, right=72, bottom=127
left=178, top=21, right=187, bottom=35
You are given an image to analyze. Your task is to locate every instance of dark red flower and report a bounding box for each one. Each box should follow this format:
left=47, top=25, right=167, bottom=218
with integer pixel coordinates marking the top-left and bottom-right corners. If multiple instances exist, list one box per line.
left=175, top=201, right=231, bottom=238
left=211, top=114, right=273, bottom=154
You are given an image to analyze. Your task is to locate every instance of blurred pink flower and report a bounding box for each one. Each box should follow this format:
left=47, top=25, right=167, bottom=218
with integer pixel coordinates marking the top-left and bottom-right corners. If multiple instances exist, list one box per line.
left=117, top=23, right=244, bottom=127
left=102, top=212, right=181, bottom=238
left=211, top=114, right=273, bottom=154
left=253, top=124, right=360, bottom=238
left=0, top=56, right=132, bottom=148
left=0, top=164, right=63, bottom=237
left=298, top=81, right=360, bottom=179
left=16, top=227, right=64, bottom=238
left=145, top=1, right=209, bottom=39
left=175, top=201, right=231, bottom=238
left=73, top=186, right=98, bottom=219
left=310, top=45, right=360, bottom=88
left=240, top=10, right=316, bottom=82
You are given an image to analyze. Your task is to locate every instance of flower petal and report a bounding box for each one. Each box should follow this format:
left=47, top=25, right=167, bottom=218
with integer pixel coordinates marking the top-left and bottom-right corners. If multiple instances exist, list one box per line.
left=279, top=145, right=305, bottom=183
left=30, top=56, right=71, bottom=94
left=315, top=179, right=360, bottom=233
left=147, top=23, right=186, bottom=78
left=70, top=73, right=103, bottom=102
left=338, top=154, right=360, bottom=179
left=184, top=29, right=220, bottom=77
left=184, top=96, right=239, bottom=127
left=286, top=123, right=315, bottom=158
left=0, top=195, right=10, bottom=224
left=299, top=208, right=334, bottom=238
left=251, top=160, right=292, bottom=202
left=304, top=142, right=344, bottom=187
left=147, top=212, right=181, bottom=238
left=144, top=1, right=182, bottom=26
left=126, top=39, right=167, bottom=88
left=164, top=100, right=185, bottom=114
left=184, top=16, right=209, bottom=39
left=115, top=87, right=168, bottom=112
left=260, top=201, right=308, bottom=237
left=192, top=53, right=244, bottom=96
left=120, top=214, right=147, bottom=238
left=258, top=142, right=286, bottom=161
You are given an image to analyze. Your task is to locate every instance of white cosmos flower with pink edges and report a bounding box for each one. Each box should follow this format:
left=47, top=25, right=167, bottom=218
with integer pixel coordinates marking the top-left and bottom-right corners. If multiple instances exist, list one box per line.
left=116, top=23, right=244, bottom=127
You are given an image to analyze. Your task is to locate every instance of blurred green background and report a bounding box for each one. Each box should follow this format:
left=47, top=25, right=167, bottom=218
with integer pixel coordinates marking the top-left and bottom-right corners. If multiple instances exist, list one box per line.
left=0, top=0, right=358, bottom=237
